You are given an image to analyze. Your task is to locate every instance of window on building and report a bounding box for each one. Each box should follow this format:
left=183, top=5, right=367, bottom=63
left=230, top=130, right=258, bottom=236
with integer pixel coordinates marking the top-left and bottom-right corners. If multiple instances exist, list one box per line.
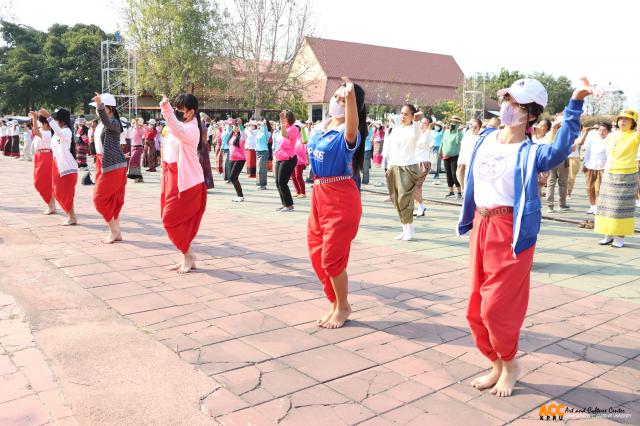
left=312, top=104, right=323, bottom=122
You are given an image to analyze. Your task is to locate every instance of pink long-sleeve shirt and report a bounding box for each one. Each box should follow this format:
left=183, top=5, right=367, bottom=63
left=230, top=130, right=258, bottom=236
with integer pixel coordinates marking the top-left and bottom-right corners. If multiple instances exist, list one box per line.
left=275, top=125, right=299, bottom=161
left=160, top=102, right=204, bottom=192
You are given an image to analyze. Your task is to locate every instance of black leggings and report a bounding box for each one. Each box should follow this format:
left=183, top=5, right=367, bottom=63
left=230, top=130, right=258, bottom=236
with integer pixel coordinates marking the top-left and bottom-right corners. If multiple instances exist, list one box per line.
left=275, top=156, right=297, bottom=207
left=443, top=155, right=460, bottom=189
left=229, top=160, right=245, bottom=197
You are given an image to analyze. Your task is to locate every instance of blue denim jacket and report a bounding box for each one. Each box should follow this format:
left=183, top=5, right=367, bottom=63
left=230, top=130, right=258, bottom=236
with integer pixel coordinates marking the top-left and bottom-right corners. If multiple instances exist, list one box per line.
left=457, top=99, right=584, bottom=257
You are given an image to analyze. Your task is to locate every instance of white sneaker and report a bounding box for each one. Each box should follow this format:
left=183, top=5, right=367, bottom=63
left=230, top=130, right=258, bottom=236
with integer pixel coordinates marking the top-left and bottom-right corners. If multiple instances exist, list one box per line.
left=599, top=236, right=613, bottom=245
left=546, top=208, right=556, bottom=214
left=586, top=207, right=594, bottom=214
left=394, top=231, right=406, bottom=240
left=402, top=231, right=414, bottom=241
left=612, top=237, right=624, bottom=248
left=433, top=180, right=441, bottom=186
left=232, top=196, right=244, bottom=202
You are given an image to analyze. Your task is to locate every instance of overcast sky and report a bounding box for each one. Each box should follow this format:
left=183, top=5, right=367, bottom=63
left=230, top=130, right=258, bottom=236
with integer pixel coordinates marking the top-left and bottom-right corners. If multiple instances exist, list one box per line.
left=8, top=0, right=640, bottom=108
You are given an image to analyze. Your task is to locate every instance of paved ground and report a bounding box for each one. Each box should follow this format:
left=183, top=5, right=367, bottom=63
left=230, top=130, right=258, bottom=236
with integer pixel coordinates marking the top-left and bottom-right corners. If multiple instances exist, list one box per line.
left=0, top=154, right=639, bottom=425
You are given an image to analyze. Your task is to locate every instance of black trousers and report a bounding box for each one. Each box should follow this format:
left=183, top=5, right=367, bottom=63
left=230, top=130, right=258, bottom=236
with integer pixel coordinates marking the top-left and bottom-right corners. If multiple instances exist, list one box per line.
left=275, top=156, right=297, bottom=207
left=229, top=160, right=245, bottom=197
left=443, top=155, right=460, bottom=189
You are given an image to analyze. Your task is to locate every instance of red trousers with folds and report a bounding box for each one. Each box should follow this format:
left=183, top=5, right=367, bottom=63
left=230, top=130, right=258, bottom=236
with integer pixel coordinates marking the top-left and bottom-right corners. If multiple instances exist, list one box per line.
left=160, top=162, right=207, bottom=254
left=307, top=178, right=361, bottom=302
left=34, top=150, right=53, bottom=204
left=51, top=161, right=77, bottom=213
left=466, top=210, right=535, bottom=362
left=93, top=167, right=127, bottom=222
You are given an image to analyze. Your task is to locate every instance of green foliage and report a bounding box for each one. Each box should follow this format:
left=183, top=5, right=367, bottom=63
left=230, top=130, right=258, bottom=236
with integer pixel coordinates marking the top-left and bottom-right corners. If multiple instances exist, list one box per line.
left=482, top=68, right=573, bottom=115
left=0, top=21, right=107, bottom=114
left=123, top=0, right=223, bottom=98
left=431, top=100, right=463, bottom=122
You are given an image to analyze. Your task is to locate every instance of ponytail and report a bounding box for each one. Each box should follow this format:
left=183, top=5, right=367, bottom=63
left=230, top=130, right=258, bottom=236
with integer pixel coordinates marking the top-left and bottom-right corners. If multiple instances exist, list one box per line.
left=350, top=83, right=367, bottom=175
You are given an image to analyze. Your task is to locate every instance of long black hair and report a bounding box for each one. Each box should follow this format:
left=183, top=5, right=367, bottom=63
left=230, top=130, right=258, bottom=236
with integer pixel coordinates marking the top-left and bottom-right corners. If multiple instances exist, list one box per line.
left=52, top=108, right=76, bottom=158
left=349, top=83, right=367, bottom=175
left=107, top=106, right=124, bottom=132
left=173, top=93, right=203, bottom=148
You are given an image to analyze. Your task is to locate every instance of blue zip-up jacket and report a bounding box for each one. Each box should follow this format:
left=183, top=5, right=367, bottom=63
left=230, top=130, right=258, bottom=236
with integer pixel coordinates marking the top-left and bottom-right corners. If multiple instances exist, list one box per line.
left=457, top=99, right=583, bottom=257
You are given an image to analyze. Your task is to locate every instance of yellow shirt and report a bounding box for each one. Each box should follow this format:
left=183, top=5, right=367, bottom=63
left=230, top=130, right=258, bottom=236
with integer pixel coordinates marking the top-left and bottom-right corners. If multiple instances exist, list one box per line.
left=605, top=130, right=640, bottom=174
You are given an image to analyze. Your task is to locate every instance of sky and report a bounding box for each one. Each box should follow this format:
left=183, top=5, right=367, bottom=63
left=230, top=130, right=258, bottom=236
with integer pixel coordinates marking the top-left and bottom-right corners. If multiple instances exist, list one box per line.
left=7, top=0, right=640, bottom=108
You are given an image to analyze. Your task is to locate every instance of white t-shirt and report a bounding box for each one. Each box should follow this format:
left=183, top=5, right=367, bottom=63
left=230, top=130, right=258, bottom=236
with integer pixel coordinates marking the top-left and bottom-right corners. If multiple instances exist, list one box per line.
left=32, top=130, right=52, bottom=151
left=385, top=122, right=420, bottom=166
left=568, top=140, right=581, bottom=158
left=473, top=131, right=524, bottom=208
left=415, top=130, right=433, bottom=163
left=94, top=123, right=104, bottom=154
left=458, top=131, right=479, bottom=166
left=583, top=132, right=607, bottom=170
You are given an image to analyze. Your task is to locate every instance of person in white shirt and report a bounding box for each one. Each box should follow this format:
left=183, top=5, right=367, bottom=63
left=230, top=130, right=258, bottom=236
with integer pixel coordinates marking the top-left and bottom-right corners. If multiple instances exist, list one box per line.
left=245, top=120, right=258, bottom=178
left=578, top=123, right=609, bottom=214
left=21, top=123, right=33, bottom=161
left=567, top=125, right=583, bottom=198
left=413, top=117, right=434, bottom=217
left=385, top=104, right=422, bottom=240
left=457, top=119, right=482, bottom=193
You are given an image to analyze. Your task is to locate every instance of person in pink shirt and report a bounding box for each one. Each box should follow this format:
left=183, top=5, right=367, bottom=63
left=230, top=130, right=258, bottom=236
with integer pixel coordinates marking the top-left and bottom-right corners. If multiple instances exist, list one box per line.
left=275, top=110, right=300, bottom=211
left=228, top=118, right=246, bottom=202
left=160, top=93, right=207, bottom=274
left=292, top=122, right=309, bottom=197
left=127, top=118, right=145, bottom=182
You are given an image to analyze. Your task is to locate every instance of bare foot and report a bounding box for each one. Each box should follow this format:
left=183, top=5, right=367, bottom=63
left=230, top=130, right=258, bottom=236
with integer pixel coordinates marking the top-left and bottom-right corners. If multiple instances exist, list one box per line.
left=316, top=303, right=336, bottom=327
left=178, top=253, right=196, bottom=274
left=43, top=208, right=56, bottom=215
left=322, top=304, right=351, bottom=329
left=168, top=263, right=183, bottom=271
left=62, top=217, right=77, bottom=226
left=471, top=359, right=503, bottom=389
left=101, top=232, right=122, bottom=244
left=490, top=359, right=520, bottom=397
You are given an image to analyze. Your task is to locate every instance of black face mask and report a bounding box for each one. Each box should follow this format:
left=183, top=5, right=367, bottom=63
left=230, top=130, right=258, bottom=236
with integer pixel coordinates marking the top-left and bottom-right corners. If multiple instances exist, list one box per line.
left=450, top=124, right=457, bottom=131
left=175, top=110, right=185, bottom=122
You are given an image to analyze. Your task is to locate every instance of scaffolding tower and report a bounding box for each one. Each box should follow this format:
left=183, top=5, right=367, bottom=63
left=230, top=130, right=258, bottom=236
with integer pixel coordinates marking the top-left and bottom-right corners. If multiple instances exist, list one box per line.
left=100, top=39, right=137, bottom=120
left=462, top=74, right=486, bottom=122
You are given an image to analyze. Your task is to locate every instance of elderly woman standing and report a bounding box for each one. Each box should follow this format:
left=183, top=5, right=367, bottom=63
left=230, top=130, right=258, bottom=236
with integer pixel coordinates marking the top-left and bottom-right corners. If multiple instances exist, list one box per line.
left=594, top=109, right=640, bottom=248
left=385, top=104, right=423, bottom=240
left=439, top=116, right=464, bottom=198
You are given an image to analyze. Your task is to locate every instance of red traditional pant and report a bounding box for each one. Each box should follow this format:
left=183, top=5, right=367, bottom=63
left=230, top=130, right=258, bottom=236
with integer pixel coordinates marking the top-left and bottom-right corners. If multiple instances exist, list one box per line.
left=33, top=150, right=53, bottom=204
left=51, top=161, right=77, bottom=213
left=161, top=162, right=207, bottom=253
left=93, top=167, right=127, bottom=222
left=308, top=178, right=361, bottom=302
left=246, top=149, right=256, bottom=177
left=466, top=209, right=535, bottom=362
left=292, top=164, right=306, bottom=195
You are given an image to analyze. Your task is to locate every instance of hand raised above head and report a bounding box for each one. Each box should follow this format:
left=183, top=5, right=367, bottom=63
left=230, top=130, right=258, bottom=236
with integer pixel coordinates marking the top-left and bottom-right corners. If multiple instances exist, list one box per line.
left=341, top=76, right=354, bottom=96
left=160, top=94, right=169, bottom=107
left=92, top=92, right=102, bottom=106
left=38, top=108, right=50, bottom=118
left=573, top=77, right=597, bottom=101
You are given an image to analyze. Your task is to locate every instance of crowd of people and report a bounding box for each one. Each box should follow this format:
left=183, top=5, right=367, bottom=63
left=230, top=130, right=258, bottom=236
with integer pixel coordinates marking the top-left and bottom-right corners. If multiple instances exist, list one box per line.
left=1, top=76, right=638, bottom=398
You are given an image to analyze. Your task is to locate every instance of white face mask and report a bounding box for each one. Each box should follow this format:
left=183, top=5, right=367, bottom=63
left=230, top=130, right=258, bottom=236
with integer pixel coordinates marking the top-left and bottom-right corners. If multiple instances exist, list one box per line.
left=500, top=102, right=528, bottom=127
left=329, top=97, right=345, bottom=118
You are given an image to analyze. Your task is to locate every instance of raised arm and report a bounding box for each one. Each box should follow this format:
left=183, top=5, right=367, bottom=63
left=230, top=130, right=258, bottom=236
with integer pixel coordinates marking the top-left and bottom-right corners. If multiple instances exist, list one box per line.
left=29, top=112, right=41, bottom=138
left=279, top=111, right=289, bottom=139
left=92, top=93, right=120, bottom=132
left=159, top=96, right=199, bottom=147
left=342, top=76, right=358, bottom=145
left=536, top=78, right=595, bottom=171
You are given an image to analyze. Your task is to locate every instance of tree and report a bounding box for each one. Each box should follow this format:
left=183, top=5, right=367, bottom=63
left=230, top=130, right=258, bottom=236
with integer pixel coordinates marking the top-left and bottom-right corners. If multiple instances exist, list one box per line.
left=584, top=87, right=626, bottom=116
left=485, top=68, right=524, bottom=101
left=222, top=0, right=314, bottom=118
left=431, top=99, right=463, bottom=122
left=122, top=0, right=223, bottom=98
left=528, top=72, right=573, bottom=114
left=0, top=21, right=107, bottom=114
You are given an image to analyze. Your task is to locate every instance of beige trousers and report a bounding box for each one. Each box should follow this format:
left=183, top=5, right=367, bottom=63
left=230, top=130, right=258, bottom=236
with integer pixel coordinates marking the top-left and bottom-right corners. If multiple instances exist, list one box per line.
left=386, top=164, right=420, bottom=224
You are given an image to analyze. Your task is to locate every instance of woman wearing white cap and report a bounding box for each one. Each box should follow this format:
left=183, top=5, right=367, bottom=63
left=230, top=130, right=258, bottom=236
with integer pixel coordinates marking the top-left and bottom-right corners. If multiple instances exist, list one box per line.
left=457, top=78, right=595, bottom=397
left=594, top=109, right=640, bottom=248
left=90, top=93, right=128, bottom=244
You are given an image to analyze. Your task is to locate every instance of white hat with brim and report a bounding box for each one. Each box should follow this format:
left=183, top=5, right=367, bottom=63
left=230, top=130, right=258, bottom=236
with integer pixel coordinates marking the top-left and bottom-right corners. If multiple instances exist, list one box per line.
left=148, top=119, right=157, bottom=125
left=497, top=78, right=548, bottom=108
left=89, top=93, right=117, bottom=108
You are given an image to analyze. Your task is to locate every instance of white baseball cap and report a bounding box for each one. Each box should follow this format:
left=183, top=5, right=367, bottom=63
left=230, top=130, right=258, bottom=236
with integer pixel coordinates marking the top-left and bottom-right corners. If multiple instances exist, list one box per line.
left=148, top=119, right=157, bottom=125
left=497, top=79, right=548, bottom=108
left=89, top=93, right=117, bottom=107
